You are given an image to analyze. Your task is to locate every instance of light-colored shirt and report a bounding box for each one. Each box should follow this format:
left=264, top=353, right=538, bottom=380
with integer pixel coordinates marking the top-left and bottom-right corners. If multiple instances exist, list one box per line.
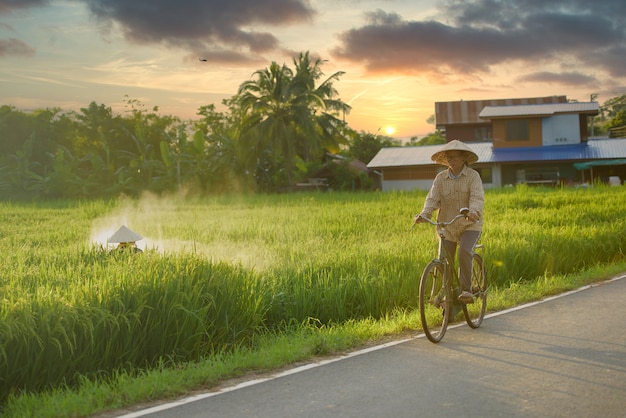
left=419, top=165, right=484, bottom=242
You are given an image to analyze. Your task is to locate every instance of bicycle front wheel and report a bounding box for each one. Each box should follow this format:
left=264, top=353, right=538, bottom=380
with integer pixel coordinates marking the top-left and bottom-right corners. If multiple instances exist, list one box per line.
left=419, top=261, right=449, bottom=343
left=463, top=253, right=487, bottom=328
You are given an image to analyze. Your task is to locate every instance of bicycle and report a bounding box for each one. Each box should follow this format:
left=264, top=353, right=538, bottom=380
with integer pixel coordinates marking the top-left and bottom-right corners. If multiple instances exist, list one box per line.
left=413, top=208, right=487, bottom=343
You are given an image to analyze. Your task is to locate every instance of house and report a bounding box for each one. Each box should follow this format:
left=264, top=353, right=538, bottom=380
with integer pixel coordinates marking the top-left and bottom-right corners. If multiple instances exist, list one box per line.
left=368, top=97, right=626, bottom=190
left=435, top=96, right=568, bottom=142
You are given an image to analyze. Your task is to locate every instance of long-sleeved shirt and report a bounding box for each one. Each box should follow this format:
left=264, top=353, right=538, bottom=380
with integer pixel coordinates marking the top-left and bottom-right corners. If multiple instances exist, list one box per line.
left=419, top=165, right=484, bottom=242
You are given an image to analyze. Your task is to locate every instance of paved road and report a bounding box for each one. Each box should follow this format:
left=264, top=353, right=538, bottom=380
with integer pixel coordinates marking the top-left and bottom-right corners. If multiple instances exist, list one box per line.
left=122, top=275, right=626, bottom=418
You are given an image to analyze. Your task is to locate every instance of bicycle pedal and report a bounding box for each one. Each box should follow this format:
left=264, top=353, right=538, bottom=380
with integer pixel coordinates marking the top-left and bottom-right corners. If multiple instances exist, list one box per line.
left=431, top=294, right=445, bottom=307
left=458, top=292, right=475, bottom=304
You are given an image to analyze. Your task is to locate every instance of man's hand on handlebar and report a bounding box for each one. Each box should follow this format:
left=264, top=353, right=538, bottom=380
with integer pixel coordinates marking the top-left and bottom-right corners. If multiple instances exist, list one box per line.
left=414, top=213, right=428, bottom=224
left=412, top=208, right=479, bottom=228
left=465, top=211, right=480, bottom=222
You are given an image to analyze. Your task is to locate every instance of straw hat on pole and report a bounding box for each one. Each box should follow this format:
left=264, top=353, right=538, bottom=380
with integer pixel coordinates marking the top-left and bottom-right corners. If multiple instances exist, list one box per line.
left=431, top=140, right=479, bottom=166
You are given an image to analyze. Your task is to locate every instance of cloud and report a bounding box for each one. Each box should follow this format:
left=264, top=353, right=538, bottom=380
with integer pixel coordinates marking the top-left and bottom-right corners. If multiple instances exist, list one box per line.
left=584, top=44, right=626, bottom=78
left=517, top=71, right=598, bottom=86
left=0, top=0, right=49, bottom=14
left=0, top=37, right=35, bottom=56
left=0, top=1, right=48, bottom=57
left=331, top=1, right=626, bottom=81
left=82, top=0, right=315, bottom=62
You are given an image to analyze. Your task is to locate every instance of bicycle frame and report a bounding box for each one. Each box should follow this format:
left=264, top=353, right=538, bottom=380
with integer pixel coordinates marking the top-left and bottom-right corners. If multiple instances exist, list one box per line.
left=417, top=211, right=469, bottom=293
left=415, top=208, right=487, bottom=342
left=435, top=225, right=453, bottom=274
left=434, top=216, right=465, bottom=317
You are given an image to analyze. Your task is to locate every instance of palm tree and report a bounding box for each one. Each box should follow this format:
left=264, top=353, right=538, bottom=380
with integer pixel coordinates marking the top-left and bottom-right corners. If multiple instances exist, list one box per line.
left=237, top=61, right=297, bottom=185
left=235, top=52, right=351, bottom=187
left=292, top=52, right=351, bottom=160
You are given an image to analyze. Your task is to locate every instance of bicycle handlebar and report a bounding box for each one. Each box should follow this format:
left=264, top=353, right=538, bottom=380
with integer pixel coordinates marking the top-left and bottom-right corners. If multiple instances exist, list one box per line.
left=411, top=207, right=470, bottom=230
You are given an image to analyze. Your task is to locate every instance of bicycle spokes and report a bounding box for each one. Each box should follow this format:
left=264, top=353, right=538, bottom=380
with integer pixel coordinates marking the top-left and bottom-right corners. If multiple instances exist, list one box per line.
left=419, top=261, right=449, bottom=343
left=463, top=253, right=487, bottom=329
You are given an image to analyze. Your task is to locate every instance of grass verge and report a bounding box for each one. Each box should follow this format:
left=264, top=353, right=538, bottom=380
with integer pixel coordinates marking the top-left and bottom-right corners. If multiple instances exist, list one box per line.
left=4, top=261, right=625, bottom=418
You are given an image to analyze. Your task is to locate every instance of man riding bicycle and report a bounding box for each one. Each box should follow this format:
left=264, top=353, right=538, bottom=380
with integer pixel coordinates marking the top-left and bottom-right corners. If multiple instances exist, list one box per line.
left=414, top=140, right=484, bottom=304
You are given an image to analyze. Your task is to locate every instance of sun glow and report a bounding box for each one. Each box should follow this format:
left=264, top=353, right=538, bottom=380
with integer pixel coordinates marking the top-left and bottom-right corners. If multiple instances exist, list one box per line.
left=384, top=126, right=396, bottom=136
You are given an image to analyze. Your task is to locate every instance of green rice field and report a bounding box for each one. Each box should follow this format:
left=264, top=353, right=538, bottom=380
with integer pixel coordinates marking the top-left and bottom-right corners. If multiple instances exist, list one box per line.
left=1, top=185, right=625, bottom=414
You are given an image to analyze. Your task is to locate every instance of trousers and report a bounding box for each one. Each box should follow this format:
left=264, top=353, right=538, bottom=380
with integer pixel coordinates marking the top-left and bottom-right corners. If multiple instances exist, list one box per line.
left=443, top=230, right=481, bottom=292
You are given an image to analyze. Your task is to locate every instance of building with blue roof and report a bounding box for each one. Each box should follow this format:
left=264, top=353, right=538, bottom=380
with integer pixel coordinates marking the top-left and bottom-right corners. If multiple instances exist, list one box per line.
left=367, top=97, right=626, bottom=190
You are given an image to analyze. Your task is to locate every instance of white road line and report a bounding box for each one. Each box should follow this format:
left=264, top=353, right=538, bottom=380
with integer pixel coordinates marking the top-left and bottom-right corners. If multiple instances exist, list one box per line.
left=119, top=273, right=626, bottom=417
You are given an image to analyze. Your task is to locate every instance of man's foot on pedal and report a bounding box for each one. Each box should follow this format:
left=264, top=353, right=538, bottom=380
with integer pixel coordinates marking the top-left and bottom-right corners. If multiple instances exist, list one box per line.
left=458, top=291, right=474, bottom=304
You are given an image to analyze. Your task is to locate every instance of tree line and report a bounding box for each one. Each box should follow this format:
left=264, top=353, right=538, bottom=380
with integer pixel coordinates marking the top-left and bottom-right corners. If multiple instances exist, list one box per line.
left=593, top=94, right=626, bottom=137
left=0, top=52, right=400, bottom=200
left=1, top=49, right=624, bottom=200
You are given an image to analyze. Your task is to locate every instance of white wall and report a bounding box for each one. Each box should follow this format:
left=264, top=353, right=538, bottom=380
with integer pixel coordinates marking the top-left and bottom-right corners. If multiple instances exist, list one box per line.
left=380, top=165, right=502, bottom=191
left=542, top=114, right=581, bottom=145
left=490, top=164, right=502, bottom=188
left=381, top=179, right=433, bottom=191
left=382, top=173, right=494, bottom=192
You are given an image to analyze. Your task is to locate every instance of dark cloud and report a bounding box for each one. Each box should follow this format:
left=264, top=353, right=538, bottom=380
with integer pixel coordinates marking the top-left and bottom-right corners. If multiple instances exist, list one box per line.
left=332, top=10, right=537, bottom=75
left=441, top=0, right=626, bottom=30
left=585, top=44, right=626, bottom=78
left=517, top=72, right=598, bottom=86
left=82, top=0, right=315, bottom=62
left=0, top=0, right=49, bottom=14
left=332, top=0, right=626, bottom=81
left=0, top=37, right=35, bottom=56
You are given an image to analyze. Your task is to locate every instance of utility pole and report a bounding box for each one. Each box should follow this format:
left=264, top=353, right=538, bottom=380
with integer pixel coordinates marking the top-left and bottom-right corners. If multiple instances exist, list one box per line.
left=590, top=93, right=598, bottom=137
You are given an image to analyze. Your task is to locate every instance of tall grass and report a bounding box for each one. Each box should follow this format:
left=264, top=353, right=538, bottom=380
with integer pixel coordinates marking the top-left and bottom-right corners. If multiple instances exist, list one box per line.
left=0, top=186, right=624, bottom=406
left=1, top=250, right=267, bottom=401
left=484, top=185, right=625, bottom=282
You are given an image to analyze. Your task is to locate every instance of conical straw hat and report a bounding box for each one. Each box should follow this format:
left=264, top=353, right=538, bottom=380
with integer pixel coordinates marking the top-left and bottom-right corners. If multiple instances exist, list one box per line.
left=107, top=225, right=143, bottom=243
left=431, top=140, right=479, bottom=165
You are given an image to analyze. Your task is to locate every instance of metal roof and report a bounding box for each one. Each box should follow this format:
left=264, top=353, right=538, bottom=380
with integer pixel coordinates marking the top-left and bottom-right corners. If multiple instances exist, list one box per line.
left=435, top=96, right=567, bottom=126
left=367, top=138, right=626, bottom=168
left=479, top=102, right=599, bottom=119
left=367, top=142, right=491, bottom=168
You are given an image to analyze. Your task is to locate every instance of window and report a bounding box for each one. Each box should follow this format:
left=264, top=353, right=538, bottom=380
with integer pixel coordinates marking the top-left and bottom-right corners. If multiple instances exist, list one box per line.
left=505, top=119, right=529, bottom=141
left=475, top=167, right=492, bottom=183
left=474, top=127, right=492, bottom=141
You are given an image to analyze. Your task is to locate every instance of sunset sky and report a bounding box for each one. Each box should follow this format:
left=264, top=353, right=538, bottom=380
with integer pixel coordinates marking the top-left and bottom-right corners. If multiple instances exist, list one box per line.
left=1, top=0, right=625, bottom=138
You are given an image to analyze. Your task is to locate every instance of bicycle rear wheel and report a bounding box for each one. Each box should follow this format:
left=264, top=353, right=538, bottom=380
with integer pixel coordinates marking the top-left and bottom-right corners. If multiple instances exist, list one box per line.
left=419, top=261, right=449, bottom=343
left=463, top=253, right=487, bottom=328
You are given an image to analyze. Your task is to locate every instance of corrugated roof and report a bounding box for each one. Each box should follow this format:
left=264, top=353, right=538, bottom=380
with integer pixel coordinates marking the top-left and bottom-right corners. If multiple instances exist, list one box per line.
left=435, top=96, right=566, bottom=126
left=367, top=142, right=492, bottom=168
left=489, top=143, right=592, bottom=162
left=479, top=102, right=599, bottom=119
left=367, top=138, right=626, bottom=168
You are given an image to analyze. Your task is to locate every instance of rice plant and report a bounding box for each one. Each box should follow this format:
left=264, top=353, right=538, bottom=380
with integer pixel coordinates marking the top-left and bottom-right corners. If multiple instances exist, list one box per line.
left=1, top=186, right=624, bottom=406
